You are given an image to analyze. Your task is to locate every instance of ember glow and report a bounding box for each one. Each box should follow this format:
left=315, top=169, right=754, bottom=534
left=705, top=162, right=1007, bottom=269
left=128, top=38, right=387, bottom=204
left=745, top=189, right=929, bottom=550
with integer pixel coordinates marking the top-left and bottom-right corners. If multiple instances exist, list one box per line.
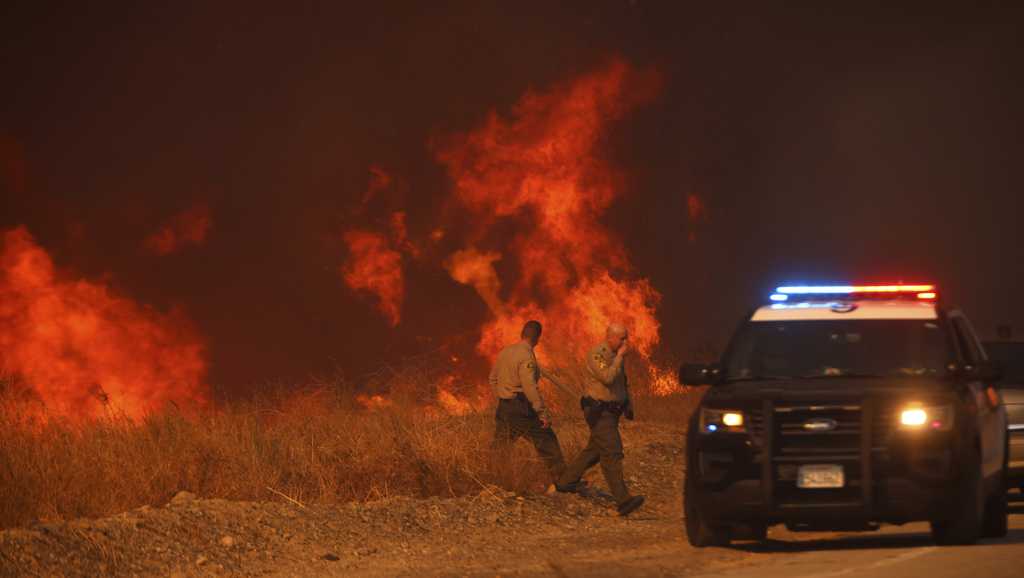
left=434, top=376, right=489, bottom=416
left=0, top=227, right=208, bottom=420
left=143, top=203, right=213, bottom=256
left=341, top=230, right=404, bottom=327
left=355, top=393, right=392, bottom=410
left=433, top=58, right=664, bottom=366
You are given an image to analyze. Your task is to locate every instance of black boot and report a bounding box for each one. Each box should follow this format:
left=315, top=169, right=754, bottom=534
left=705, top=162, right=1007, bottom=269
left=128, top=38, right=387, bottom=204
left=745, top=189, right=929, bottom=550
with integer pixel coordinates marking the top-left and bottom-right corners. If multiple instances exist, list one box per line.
left=617, top=495, right=645, bottom=516
left=555, top=480, right=590, bottom=494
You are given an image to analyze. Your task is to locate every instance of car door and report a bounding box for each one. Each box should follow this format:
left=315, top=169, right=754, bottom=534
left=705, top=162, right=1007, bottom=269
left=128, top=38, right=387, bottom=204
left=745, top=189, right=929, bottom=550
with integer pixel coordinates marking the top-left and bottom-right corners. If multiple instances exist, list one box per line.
left=951, top=312, right=1006, bottom=479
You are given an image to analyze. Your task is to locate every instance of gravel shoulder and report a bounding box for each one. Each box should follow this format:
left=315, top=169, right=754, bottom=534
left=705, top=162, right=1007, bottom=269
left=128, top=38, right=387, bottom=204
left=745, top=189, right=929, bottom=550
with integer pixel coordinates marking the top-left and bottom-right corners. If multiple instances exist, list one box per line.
left=0, top=422, right=766, bottom=577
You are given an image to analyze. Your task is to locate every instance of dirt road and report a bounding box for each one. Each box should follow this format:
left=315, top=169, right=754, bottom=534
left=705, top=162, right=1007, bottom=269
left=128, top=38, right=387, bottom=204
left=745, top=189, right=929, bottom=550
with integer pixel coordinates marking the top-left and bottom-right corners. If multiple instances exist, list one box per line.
left=364, top=500, right=1024, bottom=578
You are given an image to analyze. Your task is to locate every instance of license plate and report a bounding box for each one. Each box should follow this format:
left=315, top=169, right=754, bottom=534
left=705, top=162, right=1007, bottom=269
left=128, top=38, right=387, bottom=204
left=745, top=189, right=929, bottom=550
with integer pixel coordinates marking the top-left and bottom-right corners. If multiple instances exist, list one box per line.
left=797, top=464, right=844, bottom=488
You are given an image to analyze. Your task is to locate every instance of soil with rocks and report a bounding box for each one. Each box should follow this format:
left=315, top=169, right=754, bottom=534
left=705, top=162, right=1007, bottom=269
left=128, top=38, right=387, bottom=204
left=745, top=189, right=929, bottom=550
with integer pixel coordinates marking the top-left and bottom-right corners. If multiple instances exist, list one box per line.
left=0, top=423, right=774, bottom=577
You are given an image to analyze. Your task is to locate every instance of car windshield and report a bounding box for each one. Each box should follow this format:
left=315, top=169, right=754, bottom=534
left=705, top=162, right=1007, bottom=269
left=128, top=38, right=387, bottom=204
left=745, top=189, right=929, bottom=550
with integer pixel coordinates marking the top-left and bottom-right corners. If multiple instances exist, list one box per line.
left=983, top=342, right=1024, bottom=384
left=725, top=319, right=950, bottom=381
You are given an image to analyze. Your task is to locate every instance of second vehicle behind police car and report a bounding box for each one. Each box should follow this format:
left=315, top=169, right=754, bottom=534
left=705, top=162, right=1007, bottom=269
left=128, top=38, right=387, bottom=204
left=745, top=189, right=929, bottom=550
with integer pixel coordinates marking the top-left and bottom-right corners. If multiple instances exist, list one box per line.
left=681, top=284, right=1008, bottom=547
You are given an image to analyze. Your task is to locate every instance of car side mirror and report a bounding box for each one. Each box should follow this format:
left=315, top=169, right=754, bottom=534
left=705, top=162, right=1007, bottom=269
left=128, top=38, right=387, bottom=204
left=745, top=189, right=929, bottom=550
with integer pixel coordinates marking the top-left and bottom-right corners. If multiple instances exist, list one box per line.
left=679, top=363, right=719, bottom=386
left=962, top=360, right=1003, bottom=383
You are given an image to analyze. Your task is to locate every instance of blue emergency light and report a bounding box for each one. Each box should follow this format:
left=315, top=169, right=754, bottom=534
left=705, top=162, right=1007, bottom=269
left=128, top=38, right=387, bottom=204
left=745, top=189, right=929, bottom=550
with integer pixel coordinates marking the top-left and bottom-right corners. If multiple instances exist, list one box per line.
left=770, top=284, right=937, bottom=303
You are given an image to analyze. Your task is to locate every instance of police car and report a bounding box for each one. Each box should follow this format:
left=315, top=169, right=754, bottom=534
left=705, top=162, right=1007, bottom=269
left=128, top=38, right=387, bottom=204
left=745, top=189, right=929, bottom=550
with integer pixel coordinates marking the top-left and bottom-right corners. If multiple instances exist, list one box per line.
left=681, top=284, right=1009, bottom=547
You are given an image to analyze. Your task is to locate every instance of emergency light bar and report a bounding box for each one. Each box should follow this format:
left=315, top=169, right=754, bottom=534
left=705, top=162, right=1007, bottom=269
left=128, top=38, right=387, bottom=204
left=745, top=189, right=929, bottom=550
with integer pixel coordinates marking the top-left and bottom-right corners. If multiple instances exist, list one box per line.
left=770, top=284, right=937, bottom=302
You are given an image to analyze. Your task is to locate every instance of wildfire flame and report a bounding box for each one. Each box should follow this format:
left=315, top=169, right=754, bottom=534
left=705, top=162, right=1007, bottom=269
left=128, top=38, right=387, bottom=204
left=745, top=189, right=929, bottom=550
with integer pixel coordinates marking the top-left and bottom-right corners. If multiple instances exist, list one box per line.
left=435, top=388, right=474, bottom=416
left=433, top=376, right=489, bottom=416
left=355, top=393, right=392, bottom=410
left=143, top=203, right=213, bottom=256
left=341, top=230, right=404, bottom=327
left=648, top=365, right=686, bottom=396
left=0, top=227, right=208, bottom=420
left=432, top=57, right=663, bottom=364
left=444, top=248, right=504, bottom=314
left=340, top=58, right=682, bottom=412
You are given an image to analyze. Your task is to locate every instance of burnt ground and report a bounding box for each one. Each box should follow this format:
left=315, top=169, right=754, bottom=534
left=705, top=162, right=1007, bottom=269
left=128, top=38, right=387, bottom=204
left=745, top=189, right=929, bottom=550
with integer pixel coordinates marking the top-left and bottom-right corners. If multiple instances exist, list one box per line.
left=0, top=422, right=769, bottom=577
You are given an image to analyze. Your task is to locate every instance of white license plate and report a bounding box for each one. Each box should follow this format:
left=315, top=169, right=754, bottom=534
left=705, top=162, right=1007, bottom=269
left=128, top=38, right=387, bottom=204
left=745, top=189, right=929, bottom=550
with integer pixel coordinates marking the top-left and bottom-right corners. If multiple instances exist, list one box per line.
left=797, top=464, right=844, bottom=488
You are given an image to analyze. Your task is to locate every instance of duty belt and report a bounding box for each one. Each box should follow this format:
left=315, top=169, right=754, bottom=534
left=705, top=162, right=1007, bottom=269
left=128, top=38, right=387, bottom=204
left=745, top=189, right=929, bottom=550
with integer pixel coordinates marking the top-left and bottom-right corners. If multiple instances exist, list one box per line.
left=581, top=396, right=625, bottom=414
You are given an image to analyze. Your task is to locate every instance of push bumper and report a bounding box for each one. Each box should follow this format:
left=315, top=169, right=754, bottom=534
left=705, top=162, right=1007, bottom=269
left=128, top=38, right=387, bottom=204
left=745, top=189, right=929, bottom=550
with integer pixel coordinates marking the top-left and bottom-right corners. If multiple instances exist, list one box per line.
left=693, top=399, right=958, bottom=527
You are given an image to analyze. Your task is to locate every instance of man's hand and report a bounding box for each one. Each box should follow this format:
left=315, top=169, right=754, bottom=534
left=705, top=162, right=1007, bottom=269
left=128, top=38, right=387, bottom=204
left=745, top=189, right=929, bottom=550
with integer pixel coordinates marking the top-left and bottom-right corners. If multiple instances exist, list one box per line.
left=540, top=410, right=552, bottom=429
left=616, top=340, right=630, bottom=359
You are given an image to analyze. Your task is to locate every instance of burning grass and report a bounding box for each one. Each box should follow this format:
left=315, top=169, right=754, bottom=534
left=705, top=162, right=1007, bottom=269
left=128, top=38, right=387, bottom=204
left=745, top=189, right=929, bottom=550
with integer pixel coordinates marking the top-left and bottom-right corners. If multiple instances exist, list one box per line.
left=0, top=370, right=701, bottom=530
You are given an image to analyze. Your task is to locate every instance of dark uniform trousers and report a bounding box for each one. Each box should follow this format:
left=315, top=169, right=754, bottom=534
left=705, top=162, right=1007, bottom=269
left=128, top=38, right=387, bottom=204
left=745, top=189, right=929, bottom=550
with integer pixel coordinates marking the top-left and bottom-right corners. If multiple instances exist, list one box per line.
left=493, top=394, right=566, bottom=482
left=559, top=399, right=629, bottom=503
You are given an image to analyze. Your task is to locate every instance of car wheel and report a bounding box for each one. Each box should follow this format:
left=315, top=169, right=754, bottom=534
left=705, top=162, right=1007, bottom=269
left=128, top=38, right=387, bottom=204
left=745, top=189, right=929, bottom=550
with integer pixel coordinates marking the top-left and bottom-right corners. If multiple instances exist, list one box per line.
left=982, top=437, right=1010, bottom=538
left=930, top=444, right=984, bottom=545
left=732, top=523, right=768, bottom=542
left=683, top=468, right=732, bottom=547
left=982, top=488, right=1009, bottom=538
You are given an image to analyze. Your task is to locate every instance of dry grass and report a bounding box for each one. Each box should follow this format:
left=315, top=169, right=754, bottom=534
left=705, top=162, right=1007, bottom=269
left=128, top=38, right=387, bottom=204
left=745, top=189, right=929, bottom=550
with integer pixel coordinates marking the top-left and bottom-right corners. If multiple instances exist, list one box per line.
left=0, top=370, right=702, bottom=530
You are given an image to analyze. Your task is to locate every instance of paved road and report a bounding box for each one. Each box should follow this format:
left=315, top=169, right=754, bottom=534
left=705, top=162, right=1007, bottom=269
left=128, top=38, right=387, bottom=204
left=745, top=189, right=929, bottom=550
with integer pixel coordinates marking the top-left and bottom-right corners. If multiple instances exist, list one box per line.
left=688, top=501, right=1024, bottom=578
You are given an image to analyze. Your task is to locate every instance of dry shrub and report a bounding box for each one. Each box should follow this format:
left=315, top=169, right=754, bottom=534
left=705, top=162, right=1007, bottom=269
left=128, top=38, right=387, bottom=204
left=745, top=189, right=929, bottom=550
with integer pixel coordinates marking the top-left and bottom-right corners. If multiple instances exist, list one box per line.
left=0, top=367, right=701, bottom=529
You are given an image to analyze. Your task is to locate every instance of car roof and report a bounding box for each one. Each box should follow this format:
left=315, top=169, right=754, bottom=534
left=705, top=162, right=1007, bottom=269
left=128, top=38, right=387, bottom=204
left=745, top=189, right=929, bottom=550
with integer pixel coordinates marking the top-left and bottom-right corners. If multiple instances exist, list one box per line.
left=751, top=299, right=939, bottom=322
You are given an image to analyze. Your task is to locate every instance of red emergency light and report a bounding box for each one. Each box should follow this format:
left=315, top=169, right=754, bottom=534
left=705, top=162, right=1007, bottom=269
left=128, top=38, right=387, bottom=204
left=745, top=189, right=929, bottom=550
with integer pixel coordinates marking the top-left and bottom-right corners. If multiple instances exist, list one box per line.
left=771, top=284, right=938, bottom=302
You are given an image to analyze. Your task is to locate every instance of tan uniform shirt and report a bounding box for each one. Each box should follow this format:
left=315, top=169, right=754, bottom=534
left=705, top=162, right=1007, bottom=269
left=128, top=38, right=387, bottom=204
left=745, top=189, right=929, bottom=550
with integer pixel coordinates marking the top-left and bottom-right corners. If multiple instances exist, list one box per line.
left=583, top=342, right=629, bottom=402
left=489, top=341, right=547, bottom=415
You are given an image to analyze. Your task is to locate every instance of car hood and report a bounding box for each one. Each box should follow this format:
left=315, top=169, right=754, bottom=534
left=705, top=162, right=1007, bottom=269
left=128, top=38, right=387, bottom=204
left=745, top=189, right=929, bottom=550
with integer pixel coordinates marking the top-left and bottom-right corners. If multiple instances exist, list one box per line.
left=704, top=376, right=955, bottom=407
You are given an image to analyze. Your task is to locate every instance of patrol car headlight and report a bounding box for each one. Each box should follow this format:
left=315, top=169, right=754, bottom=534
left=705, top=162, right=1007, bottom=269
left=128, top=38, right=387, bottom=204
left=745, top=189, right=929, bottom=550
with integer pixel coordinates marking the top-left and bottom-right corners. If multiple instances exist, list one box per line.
left=898, top=404, right=953, bottom=431
left=700, top=408, right=745, bottom=433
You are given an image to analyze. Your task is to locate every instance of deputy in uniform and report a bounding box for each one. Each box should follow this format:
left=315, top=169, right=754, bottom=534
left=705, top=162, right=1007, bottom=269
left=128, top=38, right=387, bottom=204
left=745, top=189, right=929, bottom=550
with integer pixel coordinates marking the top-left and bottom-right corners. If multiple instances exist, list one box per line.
left=557, top=323, right=645, bottom=516
left=490, top=320, right=566, bottom=484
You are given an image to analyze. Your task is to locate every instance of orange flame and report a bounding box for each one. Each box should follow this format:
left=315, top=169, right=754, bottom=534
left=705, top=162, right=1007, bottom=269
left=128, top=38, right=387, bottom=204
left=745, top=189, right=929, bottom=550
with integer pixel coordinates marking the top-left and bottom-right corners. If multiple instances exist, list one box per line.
left=648, top=365, right=686, bottom=396
left=341, top=230, right=404, bottom=326
left=436, top=388, right=474, bottom=416
left=0, top=227, right=208, bottom=420
left=433, top=57, right=663, bottom=364
left=355, top=393, right=392, bottom=410
left=143, top=203, right=213, bottom=256
left=444, top=248, right=504, bottom=314
left=433, top=375, right=489, bottom=416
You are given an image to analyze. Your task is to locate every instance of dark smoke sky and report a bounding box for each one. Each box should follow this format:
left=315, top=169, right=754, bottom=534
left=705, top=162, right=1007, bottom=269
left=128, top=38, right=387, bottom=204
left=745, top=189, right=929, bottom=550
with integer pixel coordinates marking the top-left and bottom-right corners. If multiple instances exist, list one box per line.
left=2, top=2, right=1022, bottom=391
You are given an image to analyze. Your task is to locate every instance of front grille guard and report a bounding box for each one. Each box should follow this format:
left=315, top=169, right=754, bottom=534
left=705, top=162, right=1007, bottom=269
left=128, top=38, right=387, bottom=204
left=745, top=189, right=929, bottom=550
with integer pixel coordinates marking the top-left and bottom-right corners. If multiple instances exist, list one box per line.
left=758, top=398, right=876, bottom=515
